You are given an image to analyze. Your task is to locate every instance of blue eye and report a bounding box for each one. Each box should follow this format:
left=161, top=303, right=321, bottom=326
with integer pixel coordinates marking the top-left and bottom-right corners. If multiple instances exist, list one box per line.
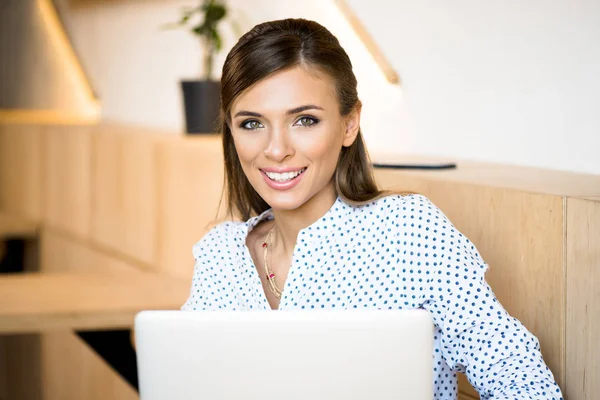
left=294, top=116, right=319, bottom=127
left=240, top=120, right=264, bottom=130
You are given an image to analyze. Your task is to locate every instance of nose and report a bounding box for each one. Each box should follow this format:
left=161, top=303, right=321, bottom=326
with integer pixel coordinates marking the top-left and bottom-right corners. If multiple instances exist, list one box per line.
left=263, top=126, right=293, bottom=162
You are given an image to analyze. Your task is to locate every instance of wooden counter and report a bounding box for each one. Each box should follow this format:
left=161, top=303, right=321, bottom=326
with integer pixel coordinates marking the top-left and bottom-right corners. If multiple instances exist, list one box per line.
left=372, top=153, right=600, bottom=198
left=0, top=271, right=189, bottom=334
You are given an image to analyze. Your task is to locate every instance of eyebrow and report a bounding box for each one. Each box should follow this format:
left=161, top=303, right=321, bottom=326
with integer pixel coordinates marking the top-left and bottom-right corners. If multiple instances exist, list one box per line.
left=233, top=104, right=324, bottom=119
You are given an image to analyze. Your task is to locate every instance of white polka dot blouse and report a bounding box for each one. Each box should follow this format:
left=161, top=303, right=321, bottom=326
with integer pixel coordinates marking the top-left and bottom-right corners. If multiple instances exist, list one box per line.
left=182, top=194, right=563, bottom=400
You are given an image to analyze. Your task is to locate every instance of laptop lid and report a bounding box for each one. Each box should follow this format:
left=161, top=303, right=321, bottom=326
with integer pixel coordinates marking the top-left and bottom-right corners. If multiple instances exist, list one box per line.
left=135, top=310, right=433, bottom=400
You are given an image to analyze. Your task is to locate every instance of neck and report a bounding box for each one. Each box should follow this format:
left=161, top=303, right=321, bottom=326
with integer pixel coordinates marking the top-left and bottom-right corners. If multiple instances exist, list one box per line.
left=269, top=183, right=337, bottom=258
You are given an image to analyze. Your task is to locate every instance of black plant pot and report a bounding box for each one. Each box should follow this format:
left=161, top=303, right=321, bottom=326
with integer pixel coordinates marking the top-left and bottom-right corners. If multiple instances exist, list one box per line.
left=181, top=80, right=221, bottom=134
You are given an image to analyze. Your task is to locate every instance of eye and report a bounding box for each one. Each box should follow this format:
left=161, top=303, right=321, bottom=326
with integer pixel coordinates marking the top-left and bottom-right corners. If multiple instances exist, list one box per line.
left=239, top=120, right=264, bottom=130
left=294, top=116, right=319, bottom=128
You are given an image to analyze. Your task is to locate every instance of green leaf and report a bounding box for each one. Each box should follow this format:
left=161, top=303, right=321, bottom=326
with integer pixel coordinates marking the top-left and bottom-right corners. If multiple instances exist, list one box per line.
left=205, top=5, right=226, bottom=23
left=163, top=0, right=230, bottom=50
left=192, top=25, right=205, bottom=36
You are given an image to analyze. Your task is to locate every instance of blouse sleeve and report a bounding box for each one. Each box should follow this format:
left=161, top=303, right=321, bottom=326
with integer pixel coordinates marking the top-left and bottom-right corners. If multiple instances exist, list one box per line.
left=407, top=195, right=563, bottom=399
left=181, top=223, right=229, bottom=311
left=180, top=241, right=208, bottom=311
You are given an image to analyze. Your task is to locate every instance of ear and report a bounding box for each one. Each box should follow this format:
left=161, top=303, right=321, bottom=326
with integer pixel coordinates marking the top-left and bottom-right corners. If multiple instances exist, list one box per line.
left=342, top=101, right=362, bottom=147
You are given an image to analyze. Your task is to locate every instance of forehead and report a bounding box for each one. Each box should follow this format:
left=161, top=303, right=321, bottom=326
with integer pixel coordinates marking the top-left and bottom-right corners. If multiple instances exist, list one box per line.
left=231, top=66, right=338, bottom=115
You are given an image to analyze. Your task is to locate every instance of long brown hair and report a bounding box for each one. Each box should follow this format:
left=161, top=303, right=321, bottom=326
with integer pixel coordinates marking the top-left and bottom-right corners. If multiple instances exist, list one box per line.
left=219, top=18, right=394, bottom=221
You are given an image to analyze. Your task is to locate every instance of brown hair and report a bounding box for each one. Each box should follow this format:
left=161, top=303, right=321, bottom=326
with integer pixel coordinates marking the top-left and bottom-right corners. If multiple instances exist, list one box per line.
left=219, top=18, right=395, bottom=221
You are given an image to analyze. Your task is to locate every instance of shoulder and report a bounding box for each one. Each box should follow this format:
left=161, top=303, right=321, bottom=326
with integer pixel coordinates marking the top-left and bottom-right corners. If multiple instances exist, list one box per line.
left=367, top=193, right=444, bottom=219
left=383, top=194, right=486, bottom=269
left=370, top=193, right=461, bottom=237
left=339, top=194, right=445, bottom=226
left=191, top=220, right=245, bottom=261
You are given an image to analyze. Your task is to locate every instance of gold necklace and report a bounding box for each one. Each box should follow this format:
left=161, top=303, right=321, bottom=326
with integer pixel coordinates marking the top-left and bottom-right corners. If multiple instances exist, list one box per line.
left=262, top=227, right=283, bottom=299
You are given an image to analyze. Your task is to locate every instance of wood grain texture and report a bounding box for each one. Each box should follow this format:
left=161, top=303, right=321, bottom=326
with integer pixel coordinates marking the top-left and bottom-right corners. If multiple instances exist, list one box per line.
left=43, top=125, right=93, bottom=237
left=0, top=125, right=44, bottom=400
left=0, top=271, right=189, bottom=334
left=156, top=135, right=225, bottom=279
left=0, top=124, right=44, bottom=220
left=40, top=227, right=140, bottom=274
left=0, top=227, right=189, bottom=334
left=40, top=332, right=138, bottom=400
left=577, top=196, right=600, bottom=201
left=91, top=126, right=160, bottom=267
left=371, top=155, right=600, bottom=198
left=0, top=337, right=6, bottom=400
left=457, top=391, right=479, bottom=400
left=0, top=335, right=42, bottom=400
left=0, top=211, right=39, bottom=238
left=458, top=374, right=479, bottom=399
left=566, top=197, right=600, bottom=400
left=38, top=228, right=144, bottom=400
left=375, top=169, right=566, bottom=396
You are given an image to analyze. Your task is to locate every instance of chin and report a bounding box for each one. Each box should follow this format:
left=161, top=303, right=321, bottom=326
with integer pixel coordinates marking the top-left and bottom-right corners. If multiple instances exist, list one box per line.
left=260, top=191, right=309, bottom=212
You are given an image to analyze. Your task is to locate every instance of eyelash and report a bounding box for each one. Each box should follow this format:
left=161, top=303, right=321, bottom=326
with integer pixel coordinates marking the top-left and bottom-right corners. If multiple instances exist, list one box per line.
left=238, top=116, right=320, bottom=131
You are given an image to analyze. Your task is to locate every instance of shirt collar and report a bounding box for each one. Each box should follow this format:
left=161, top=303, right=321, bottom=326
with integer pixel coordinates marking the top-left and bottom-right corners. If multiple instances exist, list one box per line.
left=244, top=195, right=353, bottom=244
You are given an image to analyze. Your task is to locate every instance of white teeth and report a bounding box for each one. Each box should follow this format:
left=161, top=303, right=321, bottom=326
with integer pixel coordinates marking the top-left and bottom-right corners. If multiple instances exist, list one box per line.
left=264, top=168, right=306, bottom=182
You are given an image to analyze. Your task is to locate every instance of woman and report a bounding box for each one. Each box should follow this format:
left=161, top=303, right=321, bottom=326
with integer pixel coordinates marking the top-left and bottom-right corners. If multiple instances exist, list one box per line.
left=182, top=18, right=562, bottom=400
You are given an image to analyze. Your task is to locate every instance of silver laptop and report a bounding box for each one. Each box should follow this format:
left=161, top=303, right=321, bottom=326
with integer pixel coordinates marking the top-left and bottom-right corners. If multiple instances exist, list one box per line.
left=135, top=310, right=433, bottom=400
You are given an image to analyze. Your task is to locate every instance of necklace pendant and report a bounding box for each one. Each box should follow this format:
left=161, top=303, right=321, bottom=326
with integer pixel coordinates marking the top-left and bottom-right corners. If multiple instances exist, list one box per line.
left=263, top=227, right=284, bottom=299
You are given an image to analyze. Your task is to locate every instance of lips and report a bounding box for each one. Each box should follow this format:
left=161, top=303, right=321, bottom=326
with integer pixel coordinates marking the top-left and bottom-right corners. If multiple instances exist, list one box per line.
left=262, top=167, right=307, bottom=182
left=260, top=167, right=307, bottom=191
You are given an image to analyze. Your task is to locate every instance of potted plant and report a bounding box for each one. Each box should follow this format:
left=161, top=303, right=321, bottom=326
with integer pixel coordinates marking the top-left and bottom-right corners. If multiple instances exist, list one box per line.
left=168, top=0, right=229, bottom=134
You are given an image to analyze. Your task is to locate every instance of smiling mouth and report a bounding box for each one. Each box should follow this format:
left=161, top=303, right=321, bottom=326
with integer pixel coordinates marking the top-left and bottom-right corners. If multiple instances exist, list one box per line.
left=262, top=168, right=307, bottom=183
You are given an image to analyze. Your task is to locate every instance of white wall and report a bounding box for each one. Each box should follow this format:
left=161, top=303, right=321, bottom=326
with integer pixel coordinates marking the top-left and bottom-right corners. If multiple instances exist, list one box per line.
left=65, top=0, right=600, bottom=174
left=65, top=0, right=398, bottom=141
left=348, top=0, right=600, bottom=174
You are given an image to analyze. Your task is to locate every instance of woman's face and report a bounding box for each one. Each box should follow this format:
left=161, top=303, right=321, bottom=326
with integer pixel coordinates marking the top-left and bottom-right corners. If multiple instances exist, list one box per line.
left=230, top=66, right=361, bottom=212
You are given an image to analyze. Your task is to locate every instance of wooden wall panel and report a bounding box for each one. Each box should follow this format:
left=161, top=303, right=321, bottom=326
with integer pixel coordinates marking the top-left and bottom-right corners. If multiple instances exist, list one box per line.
left=38, top=228, right=140, bottom=400
left=40, top=228, right=139, bottom=274
left=0, top=335, right=42, bottom=400
left=457, top=374, right=478, bottom=399
left=41, top=332, right=138, bottom=400
left=156, top=135, right=225, bottom=280
left=457, top=392, right=478, bottom=400
left=579, top=196, right=600, bottom=201
left=566, top=197, right=600, bottom=400
left=0, top=337, right=6, bottom=400
left=0, top=125, right=44, bottom=400
left=0, top=124, right=43, bottom=220
left=375, top=169, right=566, bottom=396
left=43, top=125, right=92, bottom=238
left=91, top=127, right=159, bottom=267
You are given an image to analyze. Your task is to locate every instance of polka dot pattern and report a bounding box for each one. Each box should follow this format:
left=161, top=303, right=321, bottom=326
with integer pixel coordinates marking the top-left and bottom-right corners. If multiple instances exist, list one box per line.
left=182, top=194, right=563, bottom=399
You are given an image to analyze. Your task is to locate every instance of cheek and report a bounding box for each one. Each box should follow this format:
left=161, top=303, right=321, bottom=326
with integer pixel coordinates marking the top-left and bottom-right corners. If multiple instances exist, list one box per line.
left=296, top=124, right=344, bottom=163
left=232, top=133, right=261, bottom=165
